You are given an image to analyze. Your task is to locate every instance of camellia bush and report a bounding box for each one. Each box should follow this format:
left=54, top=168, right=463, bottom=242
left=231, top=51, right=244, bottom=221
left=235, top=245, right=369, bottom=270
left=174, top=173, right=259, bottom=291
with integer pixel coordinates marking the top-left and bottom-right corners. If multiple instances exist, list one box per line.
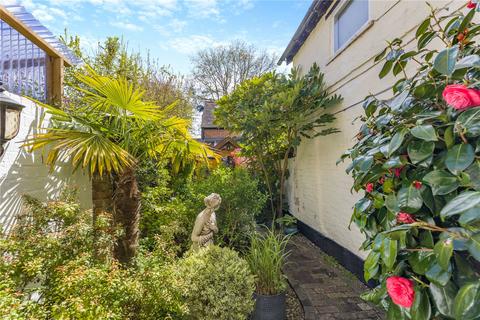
left=341, top=2, right=480, bottom=319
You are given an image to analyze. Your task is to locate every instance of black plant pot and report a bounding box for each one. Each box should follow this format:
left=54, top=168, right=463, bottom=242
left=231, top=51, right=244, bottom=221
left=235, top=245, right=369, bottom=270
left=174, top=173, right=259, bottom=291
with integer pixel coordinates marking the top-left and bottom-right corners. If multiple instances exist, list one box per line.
left=252, top=292, right=286, bottom=320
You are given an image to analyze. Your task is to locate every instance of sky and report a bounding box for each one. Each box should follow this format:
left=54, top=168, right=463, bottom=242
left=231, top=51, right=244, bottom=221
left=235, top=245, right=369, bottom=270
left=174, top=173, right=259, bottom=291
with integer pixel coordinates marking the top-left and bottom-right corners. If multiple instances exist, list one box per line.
left=4, top=0, right=312, bottom=74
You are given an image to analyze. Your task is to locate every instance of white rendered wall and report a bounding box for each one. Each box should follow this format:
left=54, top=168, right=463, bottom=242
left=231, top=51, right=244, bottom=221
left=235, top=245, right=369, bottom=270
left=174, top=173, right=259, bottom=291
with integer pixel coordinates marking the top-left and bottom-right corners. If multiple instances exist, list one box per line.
left=287, top=1, right=467, bottom=259
left=0, top=93, right=91, bottom=232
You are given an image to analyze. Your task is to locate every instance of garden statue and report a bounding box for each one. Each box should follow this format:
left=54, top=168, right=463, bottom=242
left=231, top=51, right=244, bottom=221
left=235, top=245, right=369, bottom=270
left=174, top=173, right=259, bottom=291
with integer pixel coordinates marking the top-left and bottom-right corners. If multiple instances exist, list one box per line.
left=191, top=193, right=221, bottom=250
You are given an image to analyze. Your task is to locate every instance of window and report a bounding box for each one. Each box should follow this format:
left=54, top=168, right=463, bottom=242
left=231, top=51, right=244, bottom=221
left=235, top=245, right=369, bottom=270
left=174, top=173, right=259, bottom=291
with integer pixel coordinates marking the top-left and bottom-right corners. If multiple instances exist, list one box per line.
left=334, top=0, right=369, bottom=52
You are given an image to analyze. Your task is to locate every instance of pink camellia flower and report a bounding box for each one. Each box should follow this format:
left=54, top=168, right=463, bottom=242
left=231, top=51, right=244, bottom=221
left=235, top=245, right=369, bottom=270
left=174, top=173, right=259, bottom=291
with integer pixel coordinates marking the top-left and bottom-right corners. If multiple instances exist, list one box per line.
left=396, top=212, right=416, bottom=224
left=467, top=0, right=477, bottom=9
left=365, top=183, right=374, bottom=193
left=442, top=84, right=480, bottom=111
left=394, top=167, right=403, bottom=178
left=379, top=176, right=385, bottom=185
left=413, top=180, right=422, bottom=189
left=386, top=276, right=416, bottom=308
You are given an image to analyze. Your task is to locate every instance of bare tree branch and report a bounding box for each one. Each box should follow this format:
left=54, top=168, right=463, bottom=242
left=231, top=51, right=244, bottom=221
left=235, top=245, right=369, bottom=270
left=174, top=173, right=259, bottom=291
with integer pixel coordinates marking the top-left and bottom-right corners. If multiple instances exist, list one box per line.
left=191, top=40, right=277, bottom=100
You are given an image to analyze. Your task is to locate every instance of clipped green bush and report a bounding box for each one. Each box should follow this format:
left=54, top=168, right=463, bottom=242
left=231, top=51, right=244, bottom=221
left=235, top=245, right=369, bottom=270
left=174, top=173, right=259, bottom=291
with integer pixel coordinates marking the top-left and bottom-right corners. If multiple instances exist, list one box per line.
left=175, top=246, right=255, bottom=320
left=341, top=3, right=480, bottom=318
left=47, top=258, right=139, bottom=320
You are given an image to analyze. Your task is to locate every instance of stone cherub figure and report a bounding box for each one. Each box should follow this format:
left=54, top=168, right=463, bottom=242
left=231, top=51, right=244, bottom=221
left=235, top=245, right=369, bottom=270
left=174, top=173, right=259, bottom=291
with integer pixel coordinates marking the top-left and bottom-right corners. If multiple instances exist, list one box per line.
left=191, top=193, right=222, bottom=250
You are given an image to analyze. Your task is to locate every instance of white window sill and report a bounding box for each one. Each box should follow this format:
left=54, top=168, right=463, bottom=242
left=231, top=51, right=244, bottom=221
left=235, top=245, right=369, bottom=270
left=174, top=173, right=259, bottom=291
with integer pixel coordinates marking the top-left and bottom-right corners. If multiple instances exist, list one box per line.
left=327, top=20, right=375, bottom=66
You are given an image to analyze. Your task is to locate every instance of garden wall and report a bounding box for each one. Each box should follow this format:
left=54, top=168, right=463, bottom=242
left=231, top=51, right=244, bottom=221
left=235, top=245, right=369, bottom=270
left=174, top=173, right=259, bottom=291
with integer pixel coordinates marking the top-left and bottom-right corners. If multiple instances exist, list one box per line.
left=0, top=93, right=91, bottom=232
left=286, top=0, right=467, bottom=260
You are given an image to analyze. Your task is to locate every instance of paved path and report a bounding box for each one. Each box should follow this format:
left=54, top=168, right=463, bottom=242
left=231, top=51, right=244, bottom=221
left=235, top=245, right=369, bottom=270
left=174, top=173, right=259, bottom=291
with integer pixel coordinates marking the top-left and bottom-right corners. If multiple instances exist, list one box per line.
left=284, top=235, right=384, bottom=320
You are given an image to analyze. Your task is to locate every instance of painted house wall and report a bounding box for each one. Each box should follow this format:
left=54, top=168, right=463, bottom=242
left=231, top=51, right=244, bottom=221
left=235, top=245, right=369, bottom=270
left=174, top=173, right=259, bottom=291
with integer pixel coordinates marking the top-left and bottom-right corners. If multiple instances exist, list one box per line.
left=287, top=0, right=467, bottom=259
left=0, top=93, right=91, bottom=232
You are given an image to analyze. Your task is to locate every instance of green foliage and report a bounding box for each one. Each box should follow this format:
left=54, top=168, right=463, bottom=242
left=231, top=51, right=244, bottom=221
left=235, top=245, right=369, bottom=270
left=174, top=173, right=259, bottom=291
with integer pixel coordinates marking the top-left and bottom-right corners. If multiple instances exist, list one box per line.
left=46, top=259, right=139, bottom=320
left=174, top=245, right=255, bottom=320
left=0, top=192, right=186, bottom=319
left=0, top=189, right=114, bottom=288
left=61, top=34, right=194, bottom=120
left=246, top=228, right=290, bottom=295
left=140, top=183, right=193, bottom=254
left=216, top=64, right=342, bottom=220
left=184, top=167, right=268, bottom=252
left=276, top=215, right=298, bottom=227
left=342, top=4, right=480, bottom=318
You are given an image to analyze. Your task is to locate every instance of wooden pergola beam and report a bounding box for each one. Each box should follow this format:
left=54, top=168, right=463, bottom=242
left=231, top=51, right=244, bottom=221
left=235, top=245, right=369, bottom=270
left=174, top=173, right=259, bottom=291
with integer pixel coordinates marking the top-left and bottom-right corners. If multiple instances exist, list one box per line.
left=0, top=5, right=72, bottom=67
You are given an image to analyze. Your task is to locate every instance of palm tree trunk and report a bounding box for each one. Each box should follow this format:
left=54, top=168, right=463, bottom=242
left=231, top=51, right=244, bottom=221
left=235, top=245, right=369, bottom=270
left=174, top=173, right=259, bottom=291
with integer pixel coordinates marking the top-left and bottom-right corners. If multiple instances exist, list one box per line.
left=91, top=173, right=113, bottom=259
left=113, top=166, right=140, bottom=266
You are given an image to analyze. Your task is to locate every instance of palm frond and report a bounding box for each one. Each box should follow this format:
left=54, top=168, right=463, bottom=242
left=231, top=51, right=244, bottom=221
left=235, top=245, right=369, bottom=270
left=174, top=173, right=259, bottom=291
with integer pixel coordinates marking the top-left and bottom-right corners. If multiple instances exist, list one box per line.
left=72, top=66, right=162, bottom=121
left=23, top=128, right=135, bottom=176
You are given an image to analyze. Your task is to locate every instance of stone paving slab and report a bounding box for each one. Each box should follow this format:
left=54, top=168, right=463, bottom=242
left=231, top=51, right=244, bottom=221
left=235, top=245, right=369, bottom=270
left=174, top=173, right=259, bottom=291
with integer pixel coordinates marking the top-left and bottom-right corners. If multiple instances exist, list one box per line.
left=284, top=235, right=385, bottom=320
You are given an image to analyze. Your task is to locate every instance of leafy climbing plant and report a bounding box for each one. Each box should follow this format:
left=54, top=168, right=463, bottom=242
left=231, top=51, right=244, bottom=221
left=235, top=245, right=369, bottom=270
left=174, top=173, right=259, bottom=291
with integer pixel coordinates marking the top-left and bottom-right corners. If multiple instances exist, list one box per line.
left=341, top=3, right=480, bottom=319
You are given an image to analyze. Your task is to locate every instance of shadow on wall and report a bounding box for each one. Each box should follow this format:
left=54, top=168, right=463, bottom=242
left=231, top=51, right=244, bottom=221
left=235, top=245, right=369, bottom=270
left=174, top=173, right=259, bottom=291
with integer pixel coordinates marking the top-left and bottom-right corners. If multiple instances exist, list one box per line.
left=0, top=94, right=91, bottom=233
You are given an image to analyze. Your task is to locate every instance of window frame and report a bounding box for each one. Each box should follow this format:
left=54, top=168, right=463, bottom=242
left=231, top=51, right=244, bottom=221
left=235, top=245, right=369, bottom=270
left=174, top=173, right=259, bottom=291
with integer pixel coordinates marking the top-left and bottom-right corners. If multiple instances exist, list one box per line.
left=332, top=0, right=371, bottom=54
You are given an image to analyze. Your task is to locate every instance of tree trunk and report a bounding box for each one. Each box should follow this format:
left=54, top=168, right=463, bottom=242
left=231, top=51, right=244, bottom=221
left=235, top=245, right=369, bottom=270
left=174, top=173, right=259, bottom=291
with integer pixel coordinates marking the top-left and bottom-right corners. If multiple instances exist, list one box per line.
left=91, top=173, right=113, bottom=259
left=276, top=148, right=291, bottom=224
left=113, top=166, right=140, bottom=266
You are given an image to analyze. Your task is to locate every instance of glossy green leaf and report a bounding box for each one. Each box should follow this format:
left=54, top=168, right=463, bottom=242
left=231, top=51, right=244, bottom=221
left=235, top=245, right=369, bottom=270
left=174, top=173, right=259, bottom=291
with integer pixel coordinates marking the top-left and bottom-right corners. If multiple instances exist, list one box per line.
left=459, top=206, right=480, bottom=225
left=419, top=230, right=434, bottom=248
left=418, top=31, right=435, bottom=50
left=355, top=198, right=372, bottom=212
left=467, top=233, right=480, bottom=262
left=383, top=156, right=406, bottom=169
left=445, top=144, right=475, bottom=175
left=385, top=194, right=400, bottom=212
left=388, top=91, right=410, bottom=113
left=455, top=255, right=478, bottom=287
left=423, top=170, right=459, bottom=195
left=429, top=281, right=456, bottom=318
left=388, top=129, right=408, bottom=156
left=444, top=126, right=455, bottom=149
left=465, top=161, right=480, bottom=190
left=410, top=125, right=438, bottom=141
left=397, top=186, right=423, bottom=213
left=408, top=140, right=435, bottom=164
left=360, top=286, right=386, bottom=304
left=413, top=83, right=435, bottom=99
left=458, top=8, right=476, bottom=37
left=381, top=238, right=397, bottom=270
left=455, top=55, right=480, bottom=70
left=416, top=18, right=431, bottom=38
left=440, top=191, right=480, bottom=218
left=374, top=48, right=387, bottom=62
left=409, top=251, right=435, bottom=275
left=411, top=290, right=431, bottom=320
left=426, top=262, right=452, bottom=286
left=434, top=239, right=453, bottom=271
left=387, top=300, right=406, bottom=320
left=454, top=281, right=480, bottom=320
left=456, top=107, right=480, bottom=138
left=433, top=45, right=459, bottom=76
left=353, top=155, right=374, bottom=172
left=380, top=60, right=393, bottom=79
left=364, top=251, right=380, bottom=281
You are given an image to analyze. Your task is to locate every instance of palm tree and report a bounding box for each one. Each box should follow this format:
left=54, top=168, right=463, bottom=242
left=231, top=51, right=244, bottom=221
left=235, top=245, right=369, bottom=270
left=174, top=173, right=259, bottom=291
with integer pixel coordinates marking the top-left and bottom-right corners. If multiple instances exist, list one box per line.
left=24, top=66, right=216, bottom=265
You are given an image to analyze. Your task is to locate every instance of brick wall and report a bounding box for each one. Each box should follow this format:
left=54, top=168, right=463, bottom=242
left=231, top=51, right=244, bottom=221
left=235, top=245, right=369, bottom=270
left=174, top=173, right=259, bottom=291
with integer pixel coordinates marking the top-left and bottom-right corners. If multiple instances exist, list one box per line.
left=202, top=128, right=231, bottom=139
